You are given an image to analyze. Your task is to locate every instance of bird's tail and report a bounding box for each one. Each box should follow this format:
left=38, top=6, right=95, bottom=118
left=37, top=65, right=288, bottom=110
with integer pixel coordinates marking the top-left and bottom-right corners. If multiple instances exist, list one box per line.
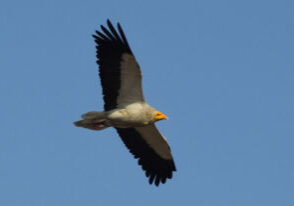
left=74, top=111, right=109, bottom=130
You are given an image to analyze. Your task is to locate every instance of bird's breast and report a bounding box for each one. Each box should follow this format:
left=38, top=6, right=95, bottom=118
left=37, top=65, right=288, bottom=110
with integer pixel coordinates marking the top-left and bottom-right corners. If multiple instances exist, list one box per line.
left=106, top=105, right=153, bottom=127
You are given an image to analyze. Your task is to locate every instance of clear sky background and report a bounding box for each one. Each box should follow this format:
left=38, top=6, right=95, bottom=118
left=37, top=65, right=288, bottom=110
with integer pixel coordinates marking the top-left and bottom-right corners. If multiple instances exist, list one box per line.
left=1, top=0, right=293, bottom=205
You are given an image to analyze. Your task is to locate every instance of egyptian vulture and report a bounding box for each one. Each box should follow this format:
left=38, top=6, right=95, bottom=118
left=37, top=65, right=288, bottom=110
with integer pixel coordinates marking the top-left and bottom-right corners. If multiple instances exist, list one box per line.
left=74, top=20, right=176, bottom=186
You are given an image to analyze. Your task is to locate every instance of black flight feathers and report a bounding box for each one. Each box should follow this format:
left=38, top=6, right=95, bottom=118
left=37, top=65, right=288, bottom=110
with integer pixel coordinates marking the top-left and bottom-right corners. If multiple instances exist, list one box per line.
left=92, top=19, right=132, bottom=55
left=92, top=20, right=133, bottom=111
left=116, top=128, right=176, bottom=186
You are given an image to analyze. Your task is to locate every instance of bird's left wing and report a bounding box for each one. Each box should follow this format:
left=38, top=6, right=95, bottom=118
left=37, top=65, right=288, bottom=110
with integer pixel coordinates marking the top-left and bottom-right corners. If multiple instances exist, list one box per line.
left=93, top=20, right=145, bottom=111
left=116, top=124, right=176, bottom=186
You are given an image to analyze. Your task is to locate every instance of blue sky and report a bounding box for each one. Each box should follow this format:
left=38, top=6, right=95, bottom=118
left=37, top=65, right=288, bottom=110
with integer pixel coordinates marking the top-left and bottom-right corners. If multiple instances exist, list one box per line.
left=1, top=0, right=293, bottom=205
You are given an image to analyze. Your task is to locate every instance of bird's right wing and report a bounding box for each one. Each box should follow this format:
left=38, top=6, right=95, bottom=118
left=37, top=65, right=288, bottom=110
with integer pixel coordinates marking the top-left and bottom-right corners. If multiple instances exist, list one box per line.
left=93, top=20, right=145, bottom=111
left=116, top=124, right=176, bottom=186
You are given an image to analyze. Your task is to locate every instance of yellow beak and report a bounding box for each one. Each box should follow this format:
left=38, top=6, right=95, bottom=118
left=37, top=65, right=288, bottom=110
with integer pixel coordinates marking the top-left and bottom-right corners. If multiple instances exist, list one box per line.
left=155, top=112, right=169, bottom=121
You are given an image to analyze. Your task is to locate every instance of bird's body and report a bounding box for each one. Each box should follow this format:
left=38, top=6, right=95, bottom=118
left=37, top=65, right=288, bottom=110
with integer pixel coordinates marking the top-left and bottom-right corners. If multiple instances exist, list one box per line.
left=74, top=20, right=176, bottom=186
left=75, top=103, right=161, bottom=129
left=107, top=103, right=159, bottom=127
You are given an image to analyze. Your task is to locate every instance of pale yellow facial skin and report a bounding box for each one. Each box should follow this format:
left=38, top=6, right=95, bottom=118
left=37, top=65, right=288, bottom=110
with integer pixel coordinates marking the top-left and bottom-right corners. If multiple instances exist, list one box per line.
left=154, top=112, right=169, bottom=122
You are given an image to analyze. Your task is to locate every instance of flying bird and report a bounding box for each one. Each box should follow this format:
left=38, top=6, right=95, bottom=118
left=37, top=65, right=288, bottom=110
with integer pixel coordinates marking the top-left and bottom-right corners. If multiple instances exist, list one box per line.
left=74, top=20, right=176, bottom=186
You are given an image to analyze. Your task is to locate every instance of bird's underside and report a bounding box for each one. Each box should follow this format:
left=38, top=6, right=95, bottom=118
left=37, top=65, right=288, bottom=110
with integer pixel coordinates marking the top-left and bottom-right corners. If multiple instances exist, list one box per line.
left=74, top=19, right=176, bottom=186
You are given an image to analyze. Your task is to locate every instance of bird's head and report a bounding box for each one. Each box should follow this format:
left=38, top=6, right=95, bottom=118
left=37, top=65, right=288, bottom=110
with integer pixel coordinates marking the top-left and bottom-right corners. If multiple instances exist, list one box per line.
left=154, top=111, right=169, bottom=122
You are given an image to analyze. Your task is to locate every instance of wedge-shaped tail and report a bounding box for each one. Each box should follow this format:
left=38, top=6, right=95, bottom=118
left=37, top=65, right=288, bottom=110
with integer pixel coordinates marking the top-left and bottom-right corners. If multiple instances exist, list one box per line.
left=74, top=111, right=108, bottom=130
